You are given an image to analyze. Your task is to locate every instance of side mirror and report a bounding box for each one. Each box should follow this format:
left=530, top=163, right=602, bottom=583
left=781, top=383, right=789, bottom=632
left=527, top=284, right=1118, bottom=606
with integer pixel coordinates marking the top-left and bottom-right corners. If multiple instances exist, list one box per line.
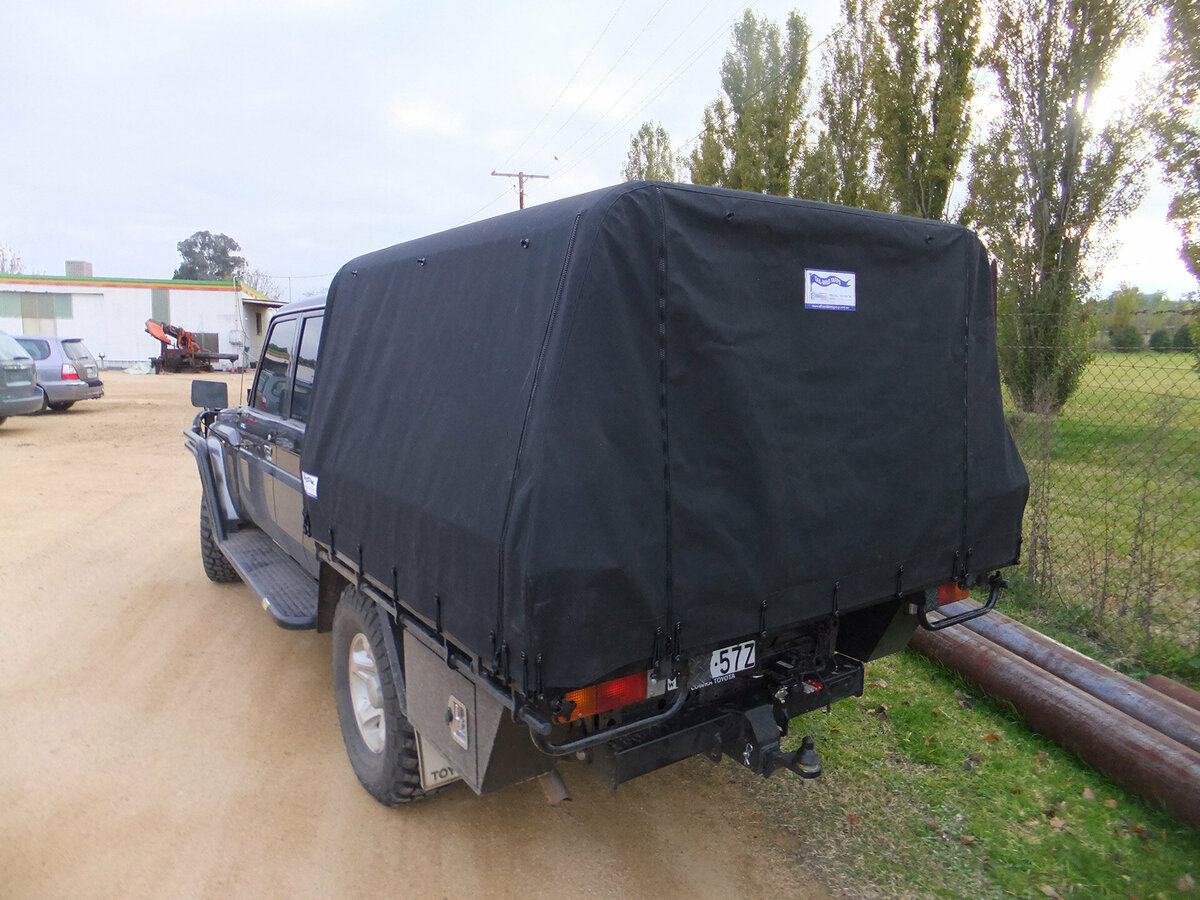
left=191, top=380, right=229, bottom=410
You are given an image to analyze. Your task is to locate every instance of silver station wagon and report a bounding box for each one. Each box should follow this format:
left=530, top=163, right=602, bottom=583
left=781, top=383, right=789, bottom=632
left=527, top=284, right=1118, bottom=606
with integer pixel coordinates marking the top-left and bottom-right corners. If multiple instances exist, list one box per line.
left=15, top=335, right=105, bottom=411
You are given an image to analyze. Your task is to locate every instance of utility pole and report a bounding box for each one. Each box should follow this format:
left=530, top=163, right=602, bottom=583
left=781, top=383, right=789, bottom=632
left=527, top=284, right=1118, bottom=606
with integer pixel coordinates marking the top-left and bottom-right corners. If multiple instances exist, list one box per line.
left=491, top=170, right=548, bottom=209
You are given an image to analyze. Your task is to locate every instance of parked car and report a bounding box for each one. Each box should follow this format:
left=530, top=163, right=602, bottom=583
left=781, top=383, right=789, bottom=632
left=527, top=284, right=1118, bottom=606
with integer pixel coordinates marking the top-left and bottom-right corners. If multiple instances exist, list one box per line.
left=0, top=332, right=41, bottom=426
left=14, top=335, right=104, bottom=411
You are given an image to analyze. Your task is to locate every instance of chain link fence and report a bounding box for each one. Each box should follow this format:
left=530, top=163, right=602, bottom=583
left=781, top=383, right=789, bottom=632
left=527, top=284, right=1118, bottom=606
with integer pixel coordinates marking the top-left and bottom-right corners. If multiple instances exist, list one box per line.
left=1003, top=331, right=1200, bottom=675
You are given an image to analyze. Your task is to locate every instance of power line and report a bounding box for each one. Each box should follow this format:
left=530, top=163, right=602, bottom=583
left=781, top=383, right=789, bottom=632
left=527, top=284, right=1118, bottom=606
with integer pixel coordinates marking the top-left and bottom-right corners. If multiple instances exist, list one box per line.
left=547, top=2, right=753, bottom=183
left=497, top=0, right=629, bottom=172
left=524, top=0, right=674, bottom=164
left=458, top=184, right=519, bottom=225
left=545, top=0, right=721, bottom=166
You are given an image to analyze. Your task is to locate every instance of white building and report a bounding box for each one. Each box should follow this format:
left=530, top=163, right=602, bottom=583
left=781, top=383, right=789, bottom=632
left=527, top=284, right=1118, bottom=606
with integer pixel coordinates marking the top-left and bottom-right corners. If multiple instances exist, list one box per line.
left=0, top=262, right=284, bottom=368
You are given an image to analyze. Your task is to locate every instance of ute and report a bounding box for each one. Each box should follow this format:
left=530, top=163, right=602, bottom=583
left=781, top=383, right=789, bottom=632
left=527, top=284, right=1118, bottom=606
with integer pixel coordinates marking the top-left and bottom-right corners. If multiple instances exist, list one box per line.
left=185, top=182, right=1028, bottom=804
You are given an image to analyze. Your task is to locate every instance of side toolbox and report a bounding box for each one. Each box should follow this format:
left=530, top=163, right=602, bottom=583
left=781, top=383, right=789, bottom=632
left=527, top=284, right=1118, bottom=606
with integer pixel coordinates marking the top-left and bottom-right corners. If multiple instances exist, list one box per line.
left=403, top=629, right=555, bottom=794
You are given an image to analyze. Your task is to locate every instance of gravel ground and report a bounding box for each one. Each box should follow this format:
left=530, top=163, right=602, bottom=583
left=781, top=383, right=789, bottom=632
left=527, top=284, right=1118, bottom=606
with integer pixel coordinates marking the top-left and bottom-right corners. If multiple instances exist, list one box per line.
left=0, top=371, right=832, bottom=900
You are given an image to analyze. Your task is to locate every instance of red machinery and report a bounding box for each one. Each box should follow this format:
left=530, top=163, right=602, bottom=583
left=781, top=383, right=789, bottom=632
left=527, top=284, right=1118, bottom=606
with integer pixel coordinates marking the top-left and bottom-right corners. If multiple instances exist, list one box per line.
left=145, top=320, right=238, bottom=373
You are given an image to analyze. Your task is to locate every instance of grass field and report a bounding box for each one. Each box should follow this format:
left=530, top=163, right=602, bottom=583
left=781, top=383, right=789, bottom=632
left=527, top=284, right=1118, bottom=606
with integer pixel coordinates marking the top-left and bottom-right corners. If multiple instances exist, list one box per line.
left=760, top=650, right=1200, bottom=898
left=1005, top=350, right=1200, bottom=679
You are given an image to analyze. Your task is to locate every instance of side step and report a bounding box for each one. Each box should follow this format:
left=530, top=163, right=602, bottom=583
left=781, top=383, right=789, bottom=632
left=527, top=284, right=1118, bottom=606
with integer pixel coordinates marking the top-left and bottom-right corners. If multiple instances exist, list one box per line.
left=220, top=527, right=317, bottom=629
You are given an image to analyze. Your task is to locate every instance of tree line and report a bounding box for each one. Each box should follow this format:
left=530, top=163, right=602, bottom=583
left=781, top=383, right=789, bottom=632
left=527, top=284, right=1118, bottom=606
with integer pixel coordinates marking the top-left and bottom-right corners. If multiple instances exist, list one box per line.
left=623, top=0, right=1199, bottom=411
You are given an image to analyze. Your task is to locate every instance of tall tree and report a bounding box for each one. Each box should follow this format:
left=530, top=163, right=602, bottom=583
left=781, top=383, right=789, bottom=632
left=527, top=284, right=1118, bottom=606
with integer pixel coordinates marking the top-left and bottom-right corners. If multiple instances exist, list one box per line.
left=173, top=231, right=247, bottom=281
left=240, top=267, right=283, bottom=301
left=689, top=10, right=812, bottom=196
left=1108, top=282, right=1140, bottom=330
left=872, top=0, right=982, bottom=219
left=796, top=0, right=885, bottom=207
left=1155, top=0, right=1200, bottom=282
left=622, top=121, right=679, bottom=182
left=0, top=243, right=22, bottom=274
left=961, top=0, right=1150, bottom=412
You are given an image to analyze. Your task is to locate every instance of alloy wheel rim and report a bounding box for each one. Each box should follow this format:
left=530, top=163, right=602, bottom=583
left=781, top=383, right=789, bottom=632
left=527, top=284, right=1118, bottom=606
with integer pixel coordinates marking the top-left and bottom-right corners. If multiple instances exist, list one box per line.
left=348, top=632, right=386, bottom=754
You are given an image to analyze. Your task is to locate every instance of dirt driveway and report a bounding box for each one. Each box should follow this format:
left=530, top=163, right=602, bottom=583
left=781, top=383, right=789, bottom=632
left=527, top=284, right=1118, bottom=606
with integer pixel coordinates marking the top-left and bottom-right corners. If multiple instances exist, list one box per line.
left=0, top=372, right=832, bottom=900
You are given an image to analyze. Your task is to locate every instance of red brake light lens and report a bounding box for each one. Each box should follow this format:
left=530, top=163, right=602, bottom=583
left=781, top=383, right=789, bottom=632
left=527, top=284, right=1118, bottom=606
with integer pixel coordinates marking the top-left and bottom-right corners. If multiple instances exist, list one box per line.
left=562, top=671, right=649, bottom=721
left=61, top=364, right=80, bottom=380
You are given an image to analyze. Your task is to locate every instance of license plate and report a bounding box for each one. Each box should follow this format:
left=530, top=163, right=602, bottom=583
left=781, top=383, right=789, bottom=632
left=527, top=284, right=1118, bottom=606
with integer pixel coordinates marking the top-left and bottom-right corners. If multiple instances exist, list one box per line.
left=709, top=640, right=756, bottom=680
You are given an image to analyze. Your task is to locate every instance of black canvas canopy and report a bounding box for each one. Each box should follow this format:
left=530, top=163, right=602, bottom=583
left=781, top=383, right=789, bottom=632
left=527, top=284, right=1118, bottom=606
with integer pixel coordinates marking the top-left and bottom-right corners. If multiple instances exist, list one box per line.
left=303, top=182, right=1028, bottom=690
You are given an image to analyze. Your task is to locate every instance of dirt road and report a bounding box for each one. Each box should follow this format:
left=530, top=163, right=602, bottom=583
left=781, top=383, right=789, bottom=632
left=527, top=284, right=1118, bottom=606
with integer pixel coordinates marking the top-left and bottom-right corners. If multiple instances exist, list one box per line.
left=0, top=372, right=832, bottom=900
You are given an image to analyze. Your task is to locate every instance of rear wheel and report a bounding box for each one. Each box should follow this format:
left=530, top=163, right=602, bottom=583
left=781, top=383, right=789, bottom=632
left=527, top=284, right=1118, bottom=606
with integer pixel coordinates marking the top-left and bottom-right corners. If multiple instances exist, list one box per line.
left=0, top=416, right=7, bottom=427
left=332, top=585, right=430, bottom=805
left=47, top=400, right=75, bottom=411
left=199, top=500, right=240, bottom=583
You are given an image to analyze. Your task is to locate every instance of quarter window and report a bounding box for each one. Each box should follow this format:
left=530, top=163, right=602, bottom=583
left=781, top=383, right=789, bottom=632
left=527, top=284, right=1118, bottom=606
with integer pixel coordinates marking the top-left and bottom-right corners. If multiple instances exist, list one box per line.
left=289, top=315, right=323, bottom=424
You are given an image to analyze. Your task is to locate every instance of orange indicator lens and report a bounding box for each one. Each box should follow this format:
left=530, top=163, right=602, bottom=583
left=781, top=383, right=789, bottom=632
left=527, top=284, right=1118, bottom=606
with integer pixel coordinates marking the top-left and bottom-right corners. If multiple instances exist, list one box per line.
left=937, top=582, right=970, bottom=606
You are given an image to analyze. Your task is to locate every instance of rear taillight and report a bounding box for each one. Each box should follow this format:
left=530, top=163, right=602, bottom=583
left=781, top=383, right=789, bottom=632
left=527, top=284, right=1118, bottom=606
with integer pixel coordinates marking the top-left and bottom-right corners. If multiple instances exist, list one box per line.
left=61, top=364, right=79, bottom=380
left=562, top=671, right=649, bottom=721
left=937, top=582, right=970, bottom=606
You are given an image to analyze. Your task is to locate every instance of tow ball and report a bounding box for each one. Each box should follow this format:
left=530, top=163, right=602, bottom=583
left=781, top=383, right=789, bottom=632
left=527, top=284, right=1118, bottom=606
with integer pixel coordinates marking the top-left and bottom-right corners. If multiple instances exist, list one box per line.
left=733, top=704, right=823, bottom=780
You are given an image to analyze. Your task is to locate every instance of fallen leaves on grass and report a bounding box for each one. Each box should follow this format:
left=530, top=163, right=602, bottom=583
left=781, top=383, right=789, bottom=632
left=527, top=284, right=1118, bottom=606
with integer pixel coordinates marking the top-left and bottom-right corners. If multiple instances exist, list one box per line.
left=1039, top=885, right=1062, bottom=899
left=1082, top=788, right=1096, bottom=802
left=1178, top=874, right=1196, bottom=891
left=959, top=834, right=976, bottom=845
left=1104, top=798, right=1119, bottom=809
left=963, top=752, right=982, bottom=771
left=984, top=733, right=1000, bottom=741
left=847, top=813, right=861, bottom=826
left=1049, top=817, right=1067, bottom=830
left=867, top=704, right=889, bottom=721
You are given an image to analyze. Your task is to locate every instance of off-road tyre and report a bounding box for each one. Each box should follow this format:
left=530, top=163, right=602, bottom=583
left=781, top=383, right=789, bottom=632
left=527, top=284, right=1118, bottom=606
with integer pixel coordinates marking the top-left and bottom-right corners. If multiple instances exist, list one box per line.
left=47, top=400, right=74, bottom=411
left=332, top=585, right=431, bottom=805
left=0, top=416, right=7, bottom=427
left=200, top=499, right=240, bottom=583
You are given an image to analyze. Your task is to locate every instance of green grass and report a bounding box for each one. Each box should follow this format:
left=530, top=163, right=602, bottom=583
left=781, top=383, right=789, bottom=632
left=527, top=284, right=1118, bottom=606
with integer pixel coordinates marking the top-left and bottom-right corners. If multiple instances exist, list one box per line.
left=1005, top=351, right=1200, bottom=677
left=744, top=649, right=1200, bottom=898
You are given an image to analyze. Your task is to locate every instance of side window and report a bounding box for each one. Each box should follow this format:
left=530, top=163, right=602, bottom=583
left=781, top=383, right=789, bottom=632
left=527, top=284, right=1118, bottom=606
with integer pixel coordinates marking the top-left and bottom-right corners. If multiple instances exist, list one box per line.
left=16, top=338, right=50, bottom=361
left=251, top=317, right=298, bottom=416
left=289, top=315, right=323, bottom=424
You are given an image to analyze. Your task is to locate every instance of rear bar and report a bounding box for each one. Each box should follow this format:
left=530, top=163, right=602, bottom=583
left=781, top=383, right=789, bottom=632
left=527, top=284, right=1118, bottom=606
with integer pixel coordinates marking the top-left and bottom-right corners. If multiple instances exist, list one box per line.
left=589, top=656, right=863, bottom=788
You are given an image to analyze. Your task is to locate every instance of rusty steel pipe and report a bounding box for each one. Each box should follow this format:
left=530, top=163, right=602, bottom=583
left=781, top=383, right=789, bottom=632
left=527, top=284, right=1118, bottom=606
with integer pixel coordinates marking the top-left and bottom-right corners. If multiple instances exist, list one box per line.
left=937, top=600, right=1200, bottom=756
left=1146, top=675, right=1200, bottom=715
left=910, top=625, right=1200, bottom=832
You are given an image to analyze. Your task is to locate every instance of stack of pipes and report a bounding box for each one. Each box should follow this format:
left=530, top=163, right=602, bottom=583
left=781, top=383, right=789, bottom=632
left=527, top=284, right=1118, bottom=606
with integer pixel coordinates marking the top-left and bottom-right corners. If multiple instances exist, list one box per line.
left=910, top=601, right=1200, bottom=831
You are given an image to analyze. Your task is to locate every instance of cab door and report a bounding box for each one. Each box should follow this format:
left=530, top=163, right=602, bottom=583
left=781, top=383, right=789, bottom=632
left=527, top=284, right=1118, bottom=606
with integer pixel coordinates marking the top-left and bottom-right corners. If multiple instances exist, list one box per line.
left=236, top=315, right=298, bottom=544
left=271, top=313, right=323, bottom=576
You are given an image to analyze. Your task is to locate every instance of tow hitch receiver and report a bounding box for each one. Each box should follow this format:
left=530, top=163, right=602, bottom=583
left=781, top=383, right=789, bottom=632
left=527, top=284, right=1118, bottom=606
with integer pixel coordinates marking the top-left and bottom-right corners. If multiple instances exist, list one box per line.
left=736, top=705, right=823, bottom=780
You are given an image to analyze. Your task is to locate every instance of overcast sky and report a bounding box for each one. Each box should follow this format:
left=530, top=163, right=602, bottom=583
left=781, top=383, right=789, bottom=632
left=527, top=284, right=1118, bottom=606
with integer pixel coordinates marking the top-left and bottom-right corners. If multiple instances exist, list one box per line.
left=2, top=1, right=1193, bottom=302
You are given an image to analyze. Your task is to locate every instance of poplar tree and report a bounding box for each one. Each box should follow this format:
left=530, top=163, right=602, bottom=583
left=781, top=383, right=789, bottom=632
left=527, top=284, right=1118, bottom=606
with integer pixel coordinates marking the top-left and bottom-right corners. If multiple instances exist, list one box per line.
left=796, top=0, right=887, bottom=208
left=961, top=0, right=1150, bottom=413
left=689, top=10, right=812, bottom=196
left=871, top=0, right=982, bottom=219
left=621, top=122, right=679, bottom=182
left=1155, top=0, right=1200, bottom=282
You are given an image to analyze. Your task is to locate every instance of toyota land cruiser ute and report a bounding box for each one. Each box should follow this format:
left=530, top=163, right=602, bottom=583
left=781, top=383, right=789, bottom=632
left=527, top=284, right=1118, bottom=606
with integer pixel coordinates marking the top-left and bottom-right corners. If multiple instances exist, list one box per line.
left=186, top=181, right=1028, bottom=805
